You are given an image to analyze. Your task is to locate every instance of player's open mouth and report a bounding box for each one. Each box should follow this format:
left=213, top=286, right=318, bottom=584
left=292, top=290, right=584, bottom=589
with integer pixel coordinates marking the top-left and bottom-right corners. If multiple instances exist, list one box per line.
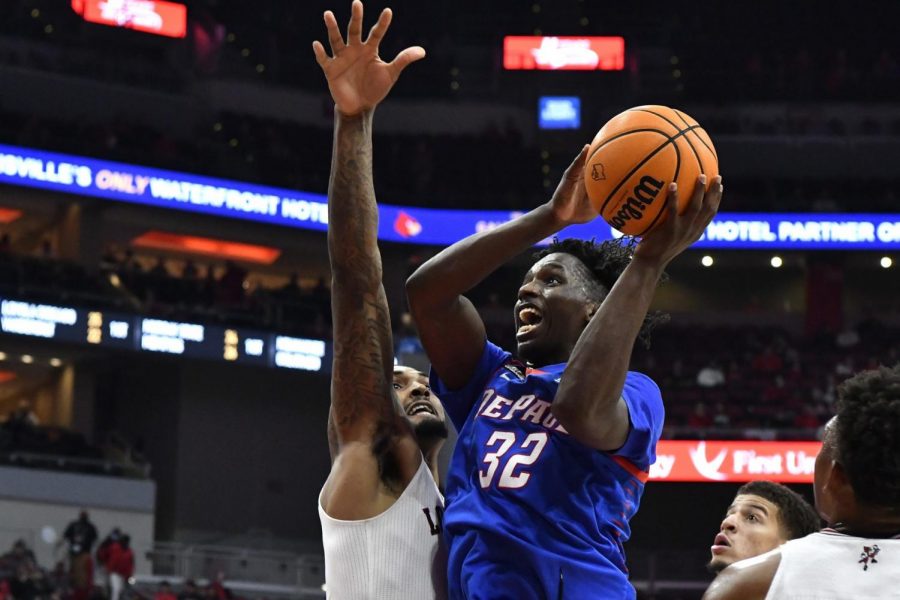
left=406, top=401, right=436, bottom=417
left=516, top=304, right=544, bottom=339
left=711, top=533, right=731, bottom=554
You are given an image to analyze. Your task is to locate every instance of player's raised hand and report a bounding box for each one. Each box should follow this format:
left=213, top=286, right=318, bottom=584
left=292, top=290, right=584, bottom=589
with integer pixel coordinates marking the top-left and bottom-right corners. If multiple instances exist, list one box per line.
left=312, top=1, right=425, bottom=115
left=548, top=145, right=599, bottom=226
left=634, top=175, right=723, bottom=267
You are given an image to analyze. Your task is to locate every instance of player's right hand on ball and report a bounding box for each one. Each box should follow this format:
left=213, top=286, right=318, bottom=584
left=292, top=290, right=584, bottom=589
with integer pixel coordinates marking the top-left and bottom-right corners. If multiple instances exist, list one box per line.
left=312, top=0, right=425, bottom=116
left=634, top=175, right=723, bottom=267
left=548, top=144, right=599, bottom=226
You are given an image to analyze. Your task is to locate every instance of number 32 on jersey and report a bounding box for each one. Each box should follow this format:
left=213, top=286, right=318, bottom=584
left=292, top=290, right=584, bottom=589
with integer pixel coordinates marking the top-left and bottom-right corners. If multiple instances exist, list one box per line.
left=479, top=431, right=548, bottom=489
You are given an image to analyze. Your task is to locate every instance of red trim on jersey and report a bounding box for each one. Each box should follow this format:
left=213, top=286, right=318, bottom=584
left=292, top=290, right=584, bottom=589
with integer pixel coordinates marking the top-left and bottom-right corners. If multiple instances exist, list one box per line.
left=525, top=367, right=548, bottom=376
left=612, top=455, right=650, bottom=483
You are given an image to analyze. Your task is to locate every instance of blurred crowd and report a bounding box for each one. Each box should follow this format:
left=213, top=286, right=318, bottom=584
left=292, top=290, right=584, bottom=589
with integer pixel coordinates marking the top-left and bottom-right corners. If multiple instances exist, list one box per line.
left=0, top=513, right=133, bottom=600
left=1, top=399, right=148, bottom=478
left=0, top=241, right=332, bottom=340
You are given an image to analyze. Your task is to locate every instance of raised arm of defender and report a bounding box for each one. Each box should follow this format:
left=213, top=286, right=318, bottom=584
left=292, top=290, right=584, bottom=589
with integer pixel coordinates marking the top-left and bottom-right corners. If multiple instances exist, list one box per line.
left=315, top=1, right=425, bottom=518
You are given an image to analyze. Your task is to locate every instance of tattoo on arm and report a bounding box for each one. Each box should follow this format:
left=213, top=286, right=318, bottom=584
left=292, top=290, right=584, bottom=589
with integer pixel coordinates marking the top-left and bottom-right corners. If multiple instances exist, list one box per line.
left=327, top=111, right=404, bottom=445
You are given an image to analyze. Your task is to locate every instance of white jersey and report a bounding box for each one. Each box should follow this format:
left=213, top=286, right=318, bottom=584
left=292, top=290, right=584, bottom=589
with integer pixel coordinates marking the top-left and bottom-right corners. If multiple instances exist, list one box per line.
left=766, top=530, right=900, bottom=599
left=318, top=458, right=447, bottom=600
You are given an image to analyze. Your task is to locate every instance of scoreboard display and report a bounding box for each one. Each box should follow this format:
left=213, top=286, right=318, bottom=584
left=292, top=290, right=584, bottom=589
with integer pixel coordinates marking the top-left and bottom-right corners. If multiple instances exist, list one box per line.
left=0, top=298, right=329, bottom=372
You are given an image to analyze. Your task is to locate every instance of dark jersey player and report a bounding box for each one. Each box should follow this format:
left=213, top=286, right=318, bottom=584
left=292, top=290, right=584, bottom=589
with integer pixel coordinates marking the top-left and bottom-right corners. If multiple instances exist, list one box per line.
left=407, top=148, right=723, bottom=598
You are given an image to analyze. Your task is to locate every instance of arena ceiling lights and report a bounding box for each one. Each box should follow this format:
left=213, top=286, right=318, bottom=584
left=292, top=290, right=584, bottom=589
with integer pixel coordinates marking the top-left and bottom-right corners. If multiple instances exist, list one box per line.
left=132, top=231, right=282, bottom=265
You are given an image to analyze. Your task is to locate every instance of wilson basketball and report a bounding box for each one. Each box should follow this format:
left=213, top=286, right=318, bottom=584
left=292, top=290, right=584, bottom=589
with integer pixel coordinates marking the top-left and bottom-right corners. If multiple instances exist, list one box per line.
left=584, top=105, right=718, bottom=236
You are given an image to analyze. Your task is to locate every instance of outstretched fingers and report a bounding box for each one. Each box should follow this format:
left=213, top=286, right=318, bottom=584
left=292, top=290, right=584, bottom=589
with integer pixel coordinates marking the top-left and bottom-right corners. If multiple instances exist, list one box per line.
left=388, top=46, right=426, bottom=79
left=312, top=40, right=329, bottom=67
left=347, top=0, right=364, bottom=45
left=323, top=10, right=345, bottom=54
left=365, top=8, right=392, bottom=47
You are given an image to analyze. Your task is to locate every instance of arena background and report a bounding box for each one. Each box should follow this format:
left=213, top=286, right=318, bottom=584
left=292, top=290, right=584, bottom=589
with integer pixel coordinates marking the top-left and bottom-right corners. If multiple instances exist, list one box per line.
left=0, top=1, right=898, bottom=598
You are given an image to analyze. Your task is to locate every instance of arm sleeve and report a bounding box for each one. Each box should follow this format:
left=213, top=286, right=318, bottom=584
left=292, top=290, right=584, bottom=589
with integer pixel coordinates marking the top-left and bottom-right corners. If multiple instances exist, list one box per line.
left=429, top=340, right=511, bottom=432
left=613, top=371, right=664, bottom=471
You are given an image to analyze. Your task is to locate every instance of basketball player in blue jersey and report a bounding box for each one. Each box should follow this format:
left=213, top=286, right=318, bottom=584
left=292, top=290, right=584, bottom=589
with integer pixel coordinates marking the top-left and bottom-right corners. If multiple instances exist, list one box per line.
left=407, top=147, right=723, bottom=598
left=313, top=3, right=449, bottom=598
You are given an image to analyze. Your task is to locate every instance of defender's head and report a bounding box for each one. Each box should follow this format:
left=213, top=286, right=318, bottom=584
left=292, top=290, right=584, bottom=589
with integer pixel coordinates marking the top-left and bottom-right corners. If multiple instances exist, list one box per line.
left=393, top=366, right=448, bottom=453
left=707, top=481, right=820, bottom=573
left=814, top=365, right=900, bottom=526
left=515, top=238, right=666, bottom=366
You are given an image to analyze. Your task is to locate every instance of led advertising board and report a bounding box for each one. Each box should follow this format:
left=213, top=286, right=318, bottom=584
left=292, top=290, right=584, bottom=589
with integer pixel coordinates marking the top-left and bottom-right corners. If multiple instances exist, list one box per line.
left=0, top=298, right=329, bottom=373
left=649, top=440, right=822, bottom=483
left=504, top=36, right=625, bottom=70
left=1, top=143, right=899, bottom=250
left=71, top=0, right=188, bottom=39
left=538, top=96, right=581, bottom=130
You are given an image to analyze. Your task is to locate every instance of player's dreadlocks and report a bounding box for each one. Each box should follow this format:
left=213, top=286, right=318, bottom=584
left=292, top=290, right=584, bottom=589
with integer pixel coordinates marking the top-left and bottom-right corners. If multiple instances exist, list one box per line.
left=534, top=237, right=669, bottom=348
left=834, top=364, right=900, bottom=508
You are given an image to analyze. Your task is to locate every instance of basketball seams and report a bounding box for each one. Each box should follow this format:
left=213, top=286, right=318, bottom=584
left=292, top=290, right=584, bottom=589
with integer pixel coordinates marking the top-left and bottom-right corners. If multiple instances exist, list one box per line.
left=588, top=128, right=673, bottom=162
left=597, top=125, right=700, bottom=215
left=673, top=109, right=719, bottom=165
left=635, top=106, right=718, bottom=168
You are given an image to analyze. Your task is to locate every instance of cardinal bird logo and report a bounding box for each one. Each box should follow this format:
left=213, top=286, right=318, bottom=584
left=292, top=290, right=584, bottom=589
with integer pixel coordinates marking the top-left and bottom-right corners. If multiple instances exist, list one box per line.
left=859, top=545, right=880, bottom=571
left=689, top=441, right=728, bottom=481
left=394, top=211, right=422, bottom=238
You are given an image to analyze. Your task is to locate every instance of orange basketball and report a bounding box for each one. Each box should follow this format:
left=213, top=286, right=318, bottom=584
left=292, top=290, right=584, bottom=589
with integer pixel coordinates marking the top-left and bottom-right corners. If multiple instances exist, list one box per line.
left=584, top=105, right=718, bottom=236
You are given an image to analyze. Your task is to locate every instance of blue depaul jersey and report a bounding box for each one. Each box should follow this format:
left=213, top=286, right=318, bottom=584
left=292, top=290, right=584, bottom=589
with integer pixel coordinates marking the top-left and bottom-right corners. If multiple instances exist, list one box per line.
left=431, top=340, right=664, bottom=600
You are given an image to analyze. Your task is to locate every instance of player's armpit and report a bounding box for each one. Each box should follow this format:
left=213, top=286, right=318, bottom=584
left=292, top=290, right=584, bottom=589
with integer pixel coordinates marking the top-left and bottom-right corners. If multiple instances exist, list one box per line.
left=702, top=550, right=781, bottom=600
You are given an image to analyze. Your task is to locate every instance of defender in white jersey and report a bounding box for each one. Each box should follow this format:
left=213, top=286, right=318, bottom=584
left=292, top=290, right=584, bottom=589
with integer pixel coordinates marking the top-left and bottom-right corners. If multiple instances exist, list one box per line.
left=704, top=365, right=900, bottom=600
left=312, top=4, right=448, bottom=599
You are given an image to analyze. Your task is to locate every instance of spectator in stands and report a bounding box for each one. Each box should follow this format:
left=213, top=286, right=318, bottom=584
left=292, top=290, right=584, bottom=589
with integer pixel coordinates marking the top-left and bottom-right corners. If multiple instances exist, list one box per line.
left=834, top=356, right=854, bottom=377
left=835, top=326, right=860, bottom=349
left=712, top=403, right=731, bottom=428
left=60, top=511, right=98, bottom=600
left=752, top=345, right=783, bottom=374
left=178, top=580, right=203, bottom=600
left=707, top=481, right=820, bottom=574
left=37, top=239, right=54, bottom=259
left=278, top=272, right=302, bottom=296
left=95, top=528, right=122, bottom=595
left=1, top=540, right=36, bottom=571
left=209, top=572, right=231, bottom=600
left=6, top=399, right=39, bottom=427
left=793, top=404, right=821, bottom=430
left=218, top=261, right=247, bottom=306
left=697, top=360, right=726, bottom=388
left=688, top=402, right=713, bottom=429
left=107, top=535, right=133, bottom=600
left=149, top=257, right=169, bottom=278
left=181, top=259, right=199, bottom=280
left=155, top=581, right=177, bottom=600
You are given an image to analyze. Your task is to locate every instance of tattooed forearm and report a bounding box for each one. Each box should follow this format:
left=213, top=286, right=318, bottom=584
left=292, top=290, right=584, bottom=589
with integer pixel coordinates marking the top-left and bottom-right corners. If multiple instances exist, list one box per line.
left=327, top=110, right=399, bottom=443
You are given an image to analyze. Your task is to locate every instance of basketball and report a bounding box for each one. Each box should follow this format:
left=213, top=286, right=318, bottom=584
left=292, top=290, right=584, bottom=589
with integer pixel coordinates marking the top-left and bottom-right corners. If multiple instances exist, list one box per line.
left=584, top=105, right=719, bottom=236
